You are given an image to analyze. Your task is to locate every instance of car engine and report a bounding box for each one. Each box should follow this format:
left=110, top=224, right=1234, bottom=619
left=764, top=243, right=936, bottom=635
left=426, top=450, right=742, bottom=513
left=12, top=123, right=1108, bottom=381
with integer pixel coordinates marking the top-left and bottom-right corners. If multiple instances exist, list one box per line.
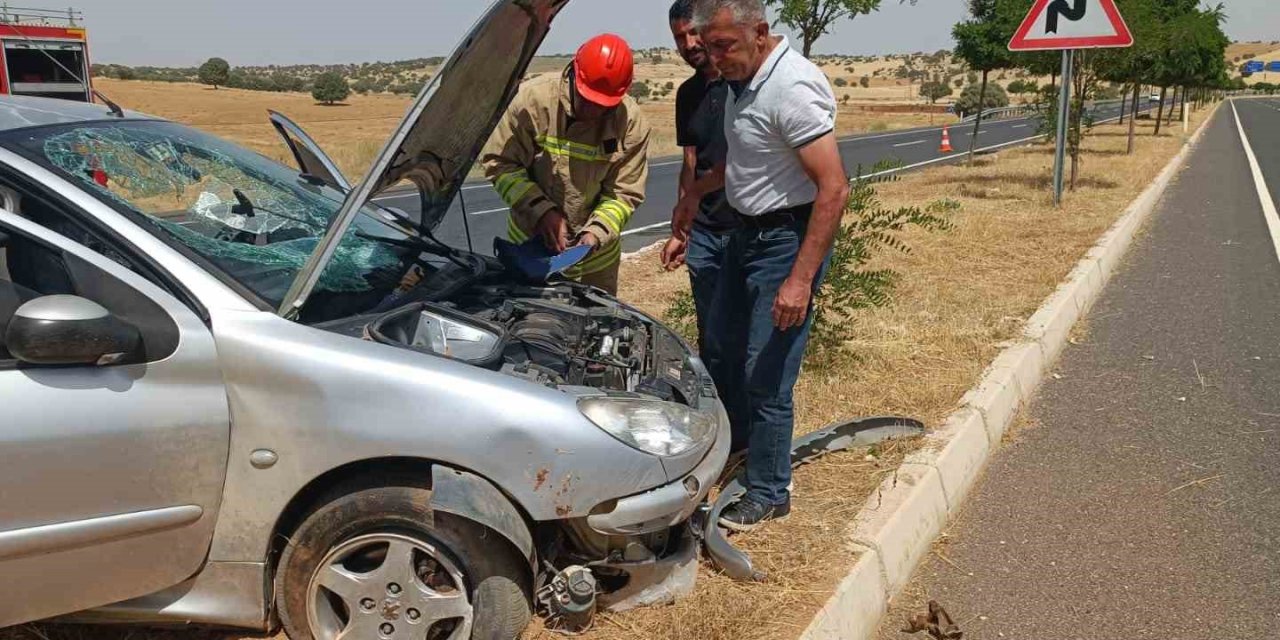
left=363, top=282, right=702, bottom=406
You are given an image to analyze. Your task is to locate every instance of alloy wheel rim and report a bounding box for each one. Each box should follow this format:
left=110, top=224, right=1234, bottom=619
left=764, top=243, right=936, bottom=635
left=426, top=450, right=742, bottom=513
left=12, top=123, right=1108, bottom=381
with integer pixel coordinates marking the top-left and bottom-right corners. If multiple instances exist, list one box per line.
left=305, top=532, right=473, bottom=640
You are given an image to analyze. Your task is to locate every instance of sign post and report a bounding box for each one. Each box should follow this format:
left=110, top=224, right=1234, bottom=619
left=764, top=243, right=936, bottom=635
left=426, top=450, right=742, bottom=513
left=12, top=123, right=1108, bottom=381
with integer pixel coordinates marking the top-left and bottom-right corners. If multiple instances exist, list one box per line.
left=1053, top=51, right=1073, bottom=204
left=1009, top=0, right=1135, bottom=206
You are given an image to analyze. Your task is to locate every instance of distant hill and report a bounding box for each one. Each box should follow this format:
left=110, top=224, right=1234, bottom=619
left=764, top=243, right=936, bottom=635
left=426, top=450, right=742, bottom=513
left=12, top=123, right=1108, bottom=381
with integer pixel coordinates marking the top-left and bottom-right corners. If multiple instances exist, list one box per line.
left=90, top=48, right=973, bottom=99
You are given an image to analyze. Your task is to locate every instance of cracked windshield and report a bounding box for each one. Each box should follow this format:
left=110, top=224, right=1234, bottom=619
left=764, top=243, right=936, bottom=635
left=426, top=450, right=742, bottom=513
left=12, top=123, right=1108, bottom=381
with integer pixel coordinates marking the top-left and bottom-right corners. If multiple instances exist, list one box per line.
left=5, top=120, right=408, bottom=313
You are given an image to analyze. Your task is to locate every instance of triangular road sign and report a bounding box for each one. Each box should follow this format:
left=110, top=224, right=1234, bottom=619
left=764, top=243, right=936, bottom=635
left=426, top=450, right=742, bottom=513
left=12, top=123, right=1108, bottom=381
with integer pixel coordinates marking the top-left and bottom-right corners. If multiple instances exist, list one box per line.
left=1008, top=0, right=1134, bottom=51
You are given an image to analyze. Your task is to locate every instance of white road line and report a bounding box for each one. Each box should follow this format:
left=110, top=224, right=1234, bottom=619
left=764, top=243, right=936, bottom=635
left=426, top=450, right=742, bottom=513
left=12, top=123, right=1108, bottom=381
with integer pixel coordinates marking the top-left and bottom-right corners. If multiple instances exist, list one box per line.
left=621, top=221, right=672, bottom=236
left=651, top=159, right=684, bottom=168
left=892, top=140, right=927, bottom=148
left=1012, top=124, right=1029, bottom=129
left=1231, top=100, right=1280, bottom=264
left=467, top=206, right=509, bottom=216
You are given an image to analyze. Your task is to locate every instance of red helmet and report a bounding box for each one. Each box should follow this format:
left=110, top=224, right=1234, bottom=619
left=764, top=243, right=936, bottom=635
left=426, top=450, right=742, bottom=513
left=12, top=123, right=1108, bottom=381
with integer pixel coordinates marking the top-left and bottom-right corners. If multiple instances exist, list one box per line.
left=574, top=34, right=634, bottom=108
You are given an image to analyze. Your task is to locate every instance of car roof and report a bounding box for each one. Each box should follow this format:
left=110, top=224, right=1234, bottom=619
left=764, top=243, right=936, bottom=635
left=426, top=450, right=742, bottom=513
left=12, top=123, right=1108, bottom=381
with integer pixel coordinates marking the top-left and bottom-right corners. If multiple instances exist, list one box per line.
left=0, top=94, right=156, bottom=131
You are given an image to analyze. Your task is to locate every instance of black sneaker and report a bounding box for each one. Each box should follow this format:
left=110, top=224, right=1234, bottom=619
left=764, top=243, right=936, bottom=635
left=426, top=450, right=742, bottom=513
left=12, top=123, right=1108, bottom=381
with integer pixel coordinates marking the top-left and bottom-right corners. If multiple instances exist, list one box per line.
left=718, top=497, right=790, bottom=532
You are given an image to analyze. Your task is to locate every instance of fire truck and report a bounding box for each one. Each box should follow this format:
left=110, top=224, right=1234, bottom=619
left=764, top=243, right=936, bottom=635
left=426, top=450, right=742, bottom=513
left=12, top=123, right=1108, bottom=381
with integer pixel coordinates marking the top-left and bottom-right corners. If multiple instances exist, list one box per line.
left=0, top=6, right=91, bottom=102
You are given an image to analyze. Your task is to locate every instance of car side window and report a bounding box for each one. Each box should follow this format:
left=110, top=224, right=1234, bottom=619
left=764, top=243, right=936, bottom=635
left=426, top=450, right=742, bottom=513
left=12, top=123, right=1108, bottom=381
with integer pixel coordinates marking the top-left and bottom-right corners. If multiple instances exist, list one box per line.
left=0, top=222, right=179, bottom=364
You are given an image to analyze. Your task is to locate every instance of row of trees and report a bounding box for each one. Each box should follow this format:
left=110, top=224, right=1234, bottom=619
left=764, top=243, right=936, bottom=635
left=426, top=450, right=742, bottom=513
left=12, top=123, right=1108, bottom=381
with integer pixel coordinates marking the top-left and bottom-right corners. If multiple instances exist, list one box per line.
left=953, top=0, right=1232, bottom=186
left=197, top=58, right=350, bottom=104
left=93, top=57, right=435, bottom=98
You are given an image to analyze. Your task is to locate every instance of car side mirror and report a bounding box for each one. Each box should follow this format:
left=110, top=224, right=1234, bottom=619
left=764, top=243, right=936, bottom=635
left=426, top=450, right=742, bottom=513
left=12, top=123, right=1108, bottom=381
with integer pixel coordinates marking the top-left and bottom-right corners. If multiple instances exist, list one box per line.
left=6, top=295, right=141, bottom=366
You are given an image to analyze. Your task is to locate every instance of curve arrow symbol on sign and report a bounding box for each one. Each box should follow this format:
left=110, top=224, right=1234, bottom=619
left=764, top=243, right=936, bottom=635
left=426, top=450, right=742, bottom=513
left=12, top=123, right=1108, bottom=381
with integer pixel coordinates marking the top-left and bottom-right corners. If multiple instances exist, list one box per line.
left=1046, top=0, right=1087, bottom=34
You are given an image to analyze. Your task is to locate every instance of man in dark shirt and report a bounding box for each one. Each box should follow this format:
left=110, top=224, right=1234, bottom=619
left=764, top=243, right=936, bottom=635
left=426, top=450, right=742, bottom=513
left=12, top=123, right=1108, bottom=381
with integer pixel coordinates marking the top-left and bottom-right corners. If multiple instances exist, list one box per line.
left=665, top=0, right=747, bottom=450
left=664, top=0, right=745, bottom=449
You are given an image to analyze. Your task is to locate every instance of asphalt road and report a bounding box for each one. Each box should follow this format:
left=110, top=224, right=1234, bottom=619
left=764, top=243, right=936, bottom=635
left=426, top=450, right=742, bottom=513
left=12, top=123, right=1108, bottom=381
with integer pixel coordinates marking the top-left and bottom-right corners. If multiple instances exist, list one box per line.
left=374, top=98, right=1171, bottom=254
left=874, top=98, right=1280, bottom=640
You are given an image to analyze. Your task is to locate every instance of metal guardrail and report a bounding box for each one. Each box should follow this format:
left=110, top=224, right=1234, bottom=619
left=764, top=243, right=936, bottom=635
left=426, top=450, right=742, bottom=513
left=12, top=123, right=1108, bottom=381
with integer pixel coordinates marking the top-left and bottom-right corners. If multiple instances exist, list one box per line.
left=957, top=98, right=1139, bottom=124
left=0, top=5, right=81, bottom=27
left=958, top=104, right=1040, bottom=123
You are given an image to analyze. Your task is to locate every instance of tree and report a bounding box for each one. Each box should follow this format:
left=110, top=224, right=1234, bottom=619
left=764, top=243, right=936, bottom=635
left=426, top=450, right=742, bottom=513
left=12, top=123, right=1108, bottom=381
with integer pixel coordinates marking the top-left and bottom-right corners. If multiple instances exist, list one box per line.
left=628, top=80, right=651, bottom=101
left=834, top=77, right=849, bottom=87
left=953, top=0, right=1015, bottom=162
left=312, top=72, right=351, bottom=105
left=766, top=0, right=886, bottom=58
left=955, top=81, right=1008, bottom=113
left=198, top=57, right=230, bottom=89
left=860, top=75, right=871, bottom=88
left=920, top=80, right=953, bottom=103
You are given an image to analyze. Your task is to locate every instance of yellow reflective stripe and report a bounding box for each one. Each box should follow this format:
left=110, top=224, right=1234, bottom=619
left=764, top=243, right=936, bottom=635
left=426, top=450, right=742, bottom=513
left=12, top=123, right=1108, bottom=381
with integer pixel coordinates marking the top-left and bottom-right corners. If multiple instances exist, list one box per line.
left=506, top=181, right=535, bottom=205
left=494, top=171, right=522, bottom=197
left=592, top=199, right=633, bottom=234
left=543, top=135, right=601, bottom=155
left=507, top=216, right=529, bottom=243
left=536, top=135, right=607, bottom=162
left=593, top=207, right=624, bottom=234
left=495, top=171, right=537, bottom=206
left=599, top=198, right=634, bottom=218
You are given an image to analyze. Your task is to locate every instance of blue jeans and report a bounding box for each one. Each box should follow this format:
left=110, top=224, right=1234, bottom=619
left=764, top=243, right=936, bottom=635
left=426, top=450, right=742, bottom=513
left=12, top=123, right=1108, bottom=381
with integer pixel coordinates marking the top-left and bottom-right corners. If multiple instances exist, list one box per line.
left=686, top=225, right=734, bottom=393
left=705, top=216, right=830, bottom=506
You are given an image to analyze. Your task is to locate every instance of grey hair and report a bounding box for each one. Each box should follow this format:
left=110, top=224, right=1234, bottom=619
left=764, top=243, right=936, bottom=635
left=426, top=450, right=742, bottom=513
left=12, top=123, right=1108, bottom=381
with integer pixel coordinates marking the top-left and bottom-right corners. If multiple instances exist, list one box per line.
left=691, top=0, right=766, bottom=30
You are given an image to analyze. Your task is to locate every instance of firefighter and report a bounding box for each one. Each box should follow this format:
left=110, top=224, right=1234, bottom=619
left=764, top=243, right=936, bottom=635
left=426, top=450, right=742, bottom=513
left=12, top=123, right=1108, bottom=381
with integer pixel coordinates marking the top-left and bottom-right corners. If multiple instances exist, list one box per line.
left=482, top=34, right=652, bottom=295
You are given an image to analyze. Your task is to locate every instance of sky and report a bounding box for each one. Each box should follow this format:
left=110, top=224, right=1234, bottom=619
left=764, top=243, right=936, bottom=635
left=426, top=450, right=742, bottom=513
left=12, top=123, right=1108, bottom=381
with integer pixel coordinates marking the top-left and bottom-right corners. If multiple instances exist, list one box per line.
left=65, top=0, right=1280, bottom=68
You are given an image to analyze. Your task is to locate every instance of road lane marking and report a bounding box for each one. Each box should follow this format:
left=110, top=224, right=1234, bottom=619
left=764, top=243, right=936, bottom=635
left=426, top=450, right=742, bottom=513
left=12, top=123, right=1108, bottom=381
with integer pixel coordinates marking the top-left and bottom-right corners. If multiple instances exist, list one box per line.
left=1012, top=124, right=1029, bottom=129
left=1231, top=100, right=1280, bottom=264
left=468, top=206, right=509, bottom=216
left=892, top=140, right=927, bottom=148
left=622, top=221, right=672, bottom=237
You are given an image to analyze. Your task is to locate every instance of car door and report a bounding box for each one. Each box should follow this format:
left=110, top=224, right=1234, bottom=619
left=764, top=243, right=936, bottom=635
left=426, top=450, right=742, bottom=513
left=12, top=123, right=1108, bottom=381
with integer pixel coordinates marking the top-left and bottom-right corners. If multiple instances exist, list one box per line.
left=0, top=210, right=230, bottom=626
left=269, top=110, right=351, bottom=191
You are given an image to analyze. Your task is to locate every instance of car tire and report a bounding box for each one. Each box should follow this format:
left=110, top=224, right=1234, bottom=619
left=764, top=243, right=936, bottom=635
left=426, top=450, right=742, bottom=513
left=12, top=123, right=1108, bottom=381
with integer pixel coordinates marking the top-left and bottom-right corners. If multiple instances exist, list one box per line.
left=275, top=481, right=531, bottom=640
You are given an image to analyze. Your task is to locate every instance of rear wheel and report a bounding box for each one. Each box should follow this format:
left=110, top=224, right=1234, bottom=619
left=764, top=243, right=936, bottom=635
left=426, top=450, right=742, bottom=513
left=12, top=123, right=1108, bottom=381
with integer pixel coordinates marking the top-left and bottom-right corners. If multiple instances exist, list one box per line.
left=275, top=484, right=531, bottom=640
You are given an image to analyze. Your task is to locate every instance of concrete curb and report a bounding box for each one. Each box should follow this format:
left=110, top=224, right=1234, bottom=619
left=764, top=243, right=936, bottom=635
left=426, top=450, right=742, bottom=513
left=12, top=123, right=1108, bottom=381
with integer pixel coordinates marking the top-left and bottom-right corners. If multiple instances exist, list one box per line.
left=799, top=102, right=1222, bottom=640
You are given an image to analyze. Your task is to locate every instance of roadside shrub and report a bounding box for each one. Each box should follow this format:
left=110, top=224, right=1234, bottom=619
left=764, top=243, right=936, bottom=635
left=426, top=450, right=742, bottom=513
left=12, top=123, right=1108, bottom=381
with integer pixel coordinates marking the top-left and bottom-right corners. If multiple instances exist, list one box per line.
left=807, top=162, right=954, bottom=365
left=955, top=81, right=1009, bottom=115
left=661, top=291, right=699, bottom=347
left=860, top=76, right=871, bottom=88
left=834, top=77, right=849, bottom=87
left=312, top=72, right=351, bottom=104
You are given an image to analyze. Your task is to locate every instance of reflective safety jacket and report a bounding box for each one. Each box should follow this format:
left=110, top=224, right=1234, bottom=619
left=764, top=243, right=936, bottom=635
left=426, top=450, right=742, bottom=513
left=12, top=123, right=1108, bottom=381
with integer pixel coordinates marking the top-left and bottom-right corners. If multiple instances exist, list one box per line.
left=482, top=68, right=651, bottom=277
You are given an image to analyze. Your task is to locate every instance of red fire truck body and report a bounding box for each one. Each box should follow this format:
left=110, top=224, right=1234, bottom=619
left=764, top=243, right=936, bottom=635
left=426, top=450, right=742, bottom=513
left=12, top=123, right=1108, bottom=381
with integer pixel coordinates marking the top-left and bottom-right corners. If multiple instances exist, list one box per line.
left=0, top=7, right=91, bottom=102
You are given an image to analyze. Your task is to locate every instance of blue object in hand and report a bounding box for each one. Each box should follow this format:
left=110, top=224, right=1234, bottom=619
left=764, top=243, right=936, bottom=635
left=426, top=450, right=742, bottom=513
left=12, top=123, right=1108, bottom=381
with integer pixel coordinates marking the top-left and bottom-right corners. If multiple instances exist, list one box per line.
left=493, top=238, right=591, bottom=282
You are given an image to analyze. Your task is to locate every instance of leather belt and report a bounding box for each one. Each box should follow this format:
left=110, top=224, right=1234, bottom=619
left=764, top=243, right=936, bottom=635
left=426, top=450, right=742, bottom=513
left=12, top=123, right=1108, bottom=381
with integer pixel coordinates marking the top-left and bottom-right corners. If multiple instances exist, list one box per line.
left=735, top=202, right=813, bottom=229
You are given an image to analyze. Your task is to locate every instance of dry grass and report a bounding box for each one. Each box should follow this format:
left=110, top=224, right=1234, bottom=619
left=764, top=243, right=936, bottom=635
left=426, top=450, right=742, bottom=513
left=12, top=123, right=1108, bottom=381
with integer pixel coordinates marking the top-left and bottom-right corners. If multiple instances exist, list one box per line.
left=11, top=94, right=1212, bottom=640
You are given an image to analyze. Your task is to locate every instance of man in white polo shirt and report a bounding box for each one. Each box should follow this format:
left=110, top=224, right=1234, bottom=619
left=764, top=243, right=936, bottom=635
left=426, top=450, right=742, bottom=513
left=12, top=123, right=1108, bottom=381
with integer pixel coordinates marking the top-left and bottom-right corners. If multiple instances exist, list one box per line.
left=677, top=0, right=850, bottom=531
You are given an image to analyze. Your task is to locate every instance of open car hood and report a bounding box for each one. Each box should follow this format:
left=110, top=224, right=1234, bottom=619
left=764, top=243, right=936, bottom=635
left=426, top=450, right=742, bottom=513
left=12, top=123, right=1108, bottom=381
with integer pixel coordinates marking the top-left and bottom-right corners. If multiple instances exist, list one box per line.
left=278, top=0, right=569, bottom=317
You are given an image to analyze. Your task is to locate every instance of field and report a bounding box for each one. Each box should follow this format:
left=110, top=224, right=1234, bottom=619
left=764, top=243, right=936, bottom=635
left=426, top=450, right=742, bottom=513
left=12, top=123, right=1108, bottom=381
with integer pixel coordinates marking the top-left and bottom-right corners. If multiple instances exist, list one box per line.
left=91, top=77, right=943, bottom=182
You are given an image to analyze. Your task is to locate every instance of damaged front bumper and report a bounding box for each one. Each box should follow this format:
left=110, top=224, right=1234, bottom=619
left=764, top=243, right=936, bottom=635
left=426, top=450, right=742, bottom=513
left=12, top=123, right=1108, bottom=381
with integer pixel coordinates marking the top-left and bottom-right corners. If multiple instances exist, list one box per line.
left=586, top=402, right=732, bottom=536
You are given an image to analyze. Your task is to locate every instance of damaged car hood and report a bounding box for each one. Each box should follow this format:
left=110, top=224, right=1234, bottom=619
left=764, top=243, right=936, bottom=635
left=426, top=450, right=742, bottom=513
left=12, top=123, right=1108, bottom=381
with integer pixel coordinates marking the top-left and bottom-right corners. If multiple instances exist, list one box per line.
left=278, top=0, right=569, bottom=317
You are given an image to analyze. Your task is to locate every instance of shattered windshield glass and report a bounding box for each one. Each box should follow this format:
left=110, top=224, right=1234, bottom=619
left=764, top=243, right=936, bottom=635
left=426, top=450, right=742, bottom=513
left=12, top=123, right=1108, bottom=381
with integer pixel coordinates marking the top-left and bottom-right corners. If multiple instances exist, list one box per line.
left=2, top=120, right=409, bottom=311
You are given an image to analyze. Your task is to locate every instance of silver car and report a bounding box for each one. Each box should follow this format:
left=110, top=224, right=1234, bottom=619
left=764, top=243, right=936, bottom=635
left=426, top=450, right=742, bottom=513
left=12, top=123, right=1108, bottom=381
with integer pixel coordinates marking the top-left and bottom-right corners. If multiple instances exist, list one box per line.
left=0, top=1, right=729, bottom=638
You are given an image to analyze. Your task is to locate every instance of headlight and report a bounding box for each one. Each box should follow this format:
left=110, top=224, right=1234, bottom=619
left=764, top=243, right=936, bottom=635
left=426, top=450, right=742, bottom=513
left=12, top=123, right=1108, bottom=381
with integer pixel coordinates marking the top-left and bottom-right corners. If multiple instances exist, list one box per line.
left=578, top=397, right=716, bottom=457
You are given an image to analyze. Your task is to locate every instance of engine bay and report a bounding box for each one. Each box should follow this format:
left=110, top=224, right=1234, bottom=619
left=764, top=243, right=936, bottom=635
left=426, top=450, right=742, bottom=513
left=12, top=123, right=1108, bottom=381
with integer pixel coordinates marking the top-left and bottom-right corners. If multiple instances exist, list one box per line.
left=363, top=282, right=702, bottom=406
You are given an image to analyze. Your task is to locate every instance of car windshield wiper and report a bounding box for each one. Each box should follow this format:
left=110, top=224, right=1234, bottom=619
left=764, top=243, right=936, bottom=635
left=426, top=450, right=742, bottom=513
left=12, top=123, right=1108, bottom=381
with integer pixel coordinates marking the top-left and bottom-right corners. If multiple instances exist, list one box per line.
left=231, top=188, right=323, bottom=231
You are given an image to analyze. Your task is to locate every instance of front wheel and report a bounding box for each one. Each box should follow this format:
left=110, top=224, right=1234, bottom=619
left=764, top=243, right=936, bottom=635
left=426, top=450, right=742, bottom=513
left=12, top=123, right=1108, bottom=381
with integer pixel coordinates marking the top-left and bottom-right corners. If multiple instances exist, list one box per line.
left=274, top=484, right=531, bottom=640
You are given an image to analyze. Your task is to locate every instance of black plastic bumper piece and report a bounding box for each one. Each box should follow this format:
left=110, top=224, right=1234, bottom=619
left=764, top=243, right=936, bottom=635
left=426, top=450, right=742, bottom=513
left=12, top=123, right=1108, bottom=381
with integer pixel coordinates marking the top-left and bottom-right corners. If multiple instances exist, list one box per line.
left=702, top=415, right=926, bottom=582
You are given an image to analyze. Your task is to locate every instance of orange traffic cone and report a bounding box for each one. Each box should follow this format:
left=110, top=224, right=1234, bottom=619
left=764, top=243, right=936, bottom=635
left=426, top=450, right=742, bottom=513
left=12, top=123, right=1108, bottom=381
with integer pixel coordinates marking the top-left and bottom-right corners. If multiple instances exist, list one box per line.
left=939, top=126, right=953, bottom=153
